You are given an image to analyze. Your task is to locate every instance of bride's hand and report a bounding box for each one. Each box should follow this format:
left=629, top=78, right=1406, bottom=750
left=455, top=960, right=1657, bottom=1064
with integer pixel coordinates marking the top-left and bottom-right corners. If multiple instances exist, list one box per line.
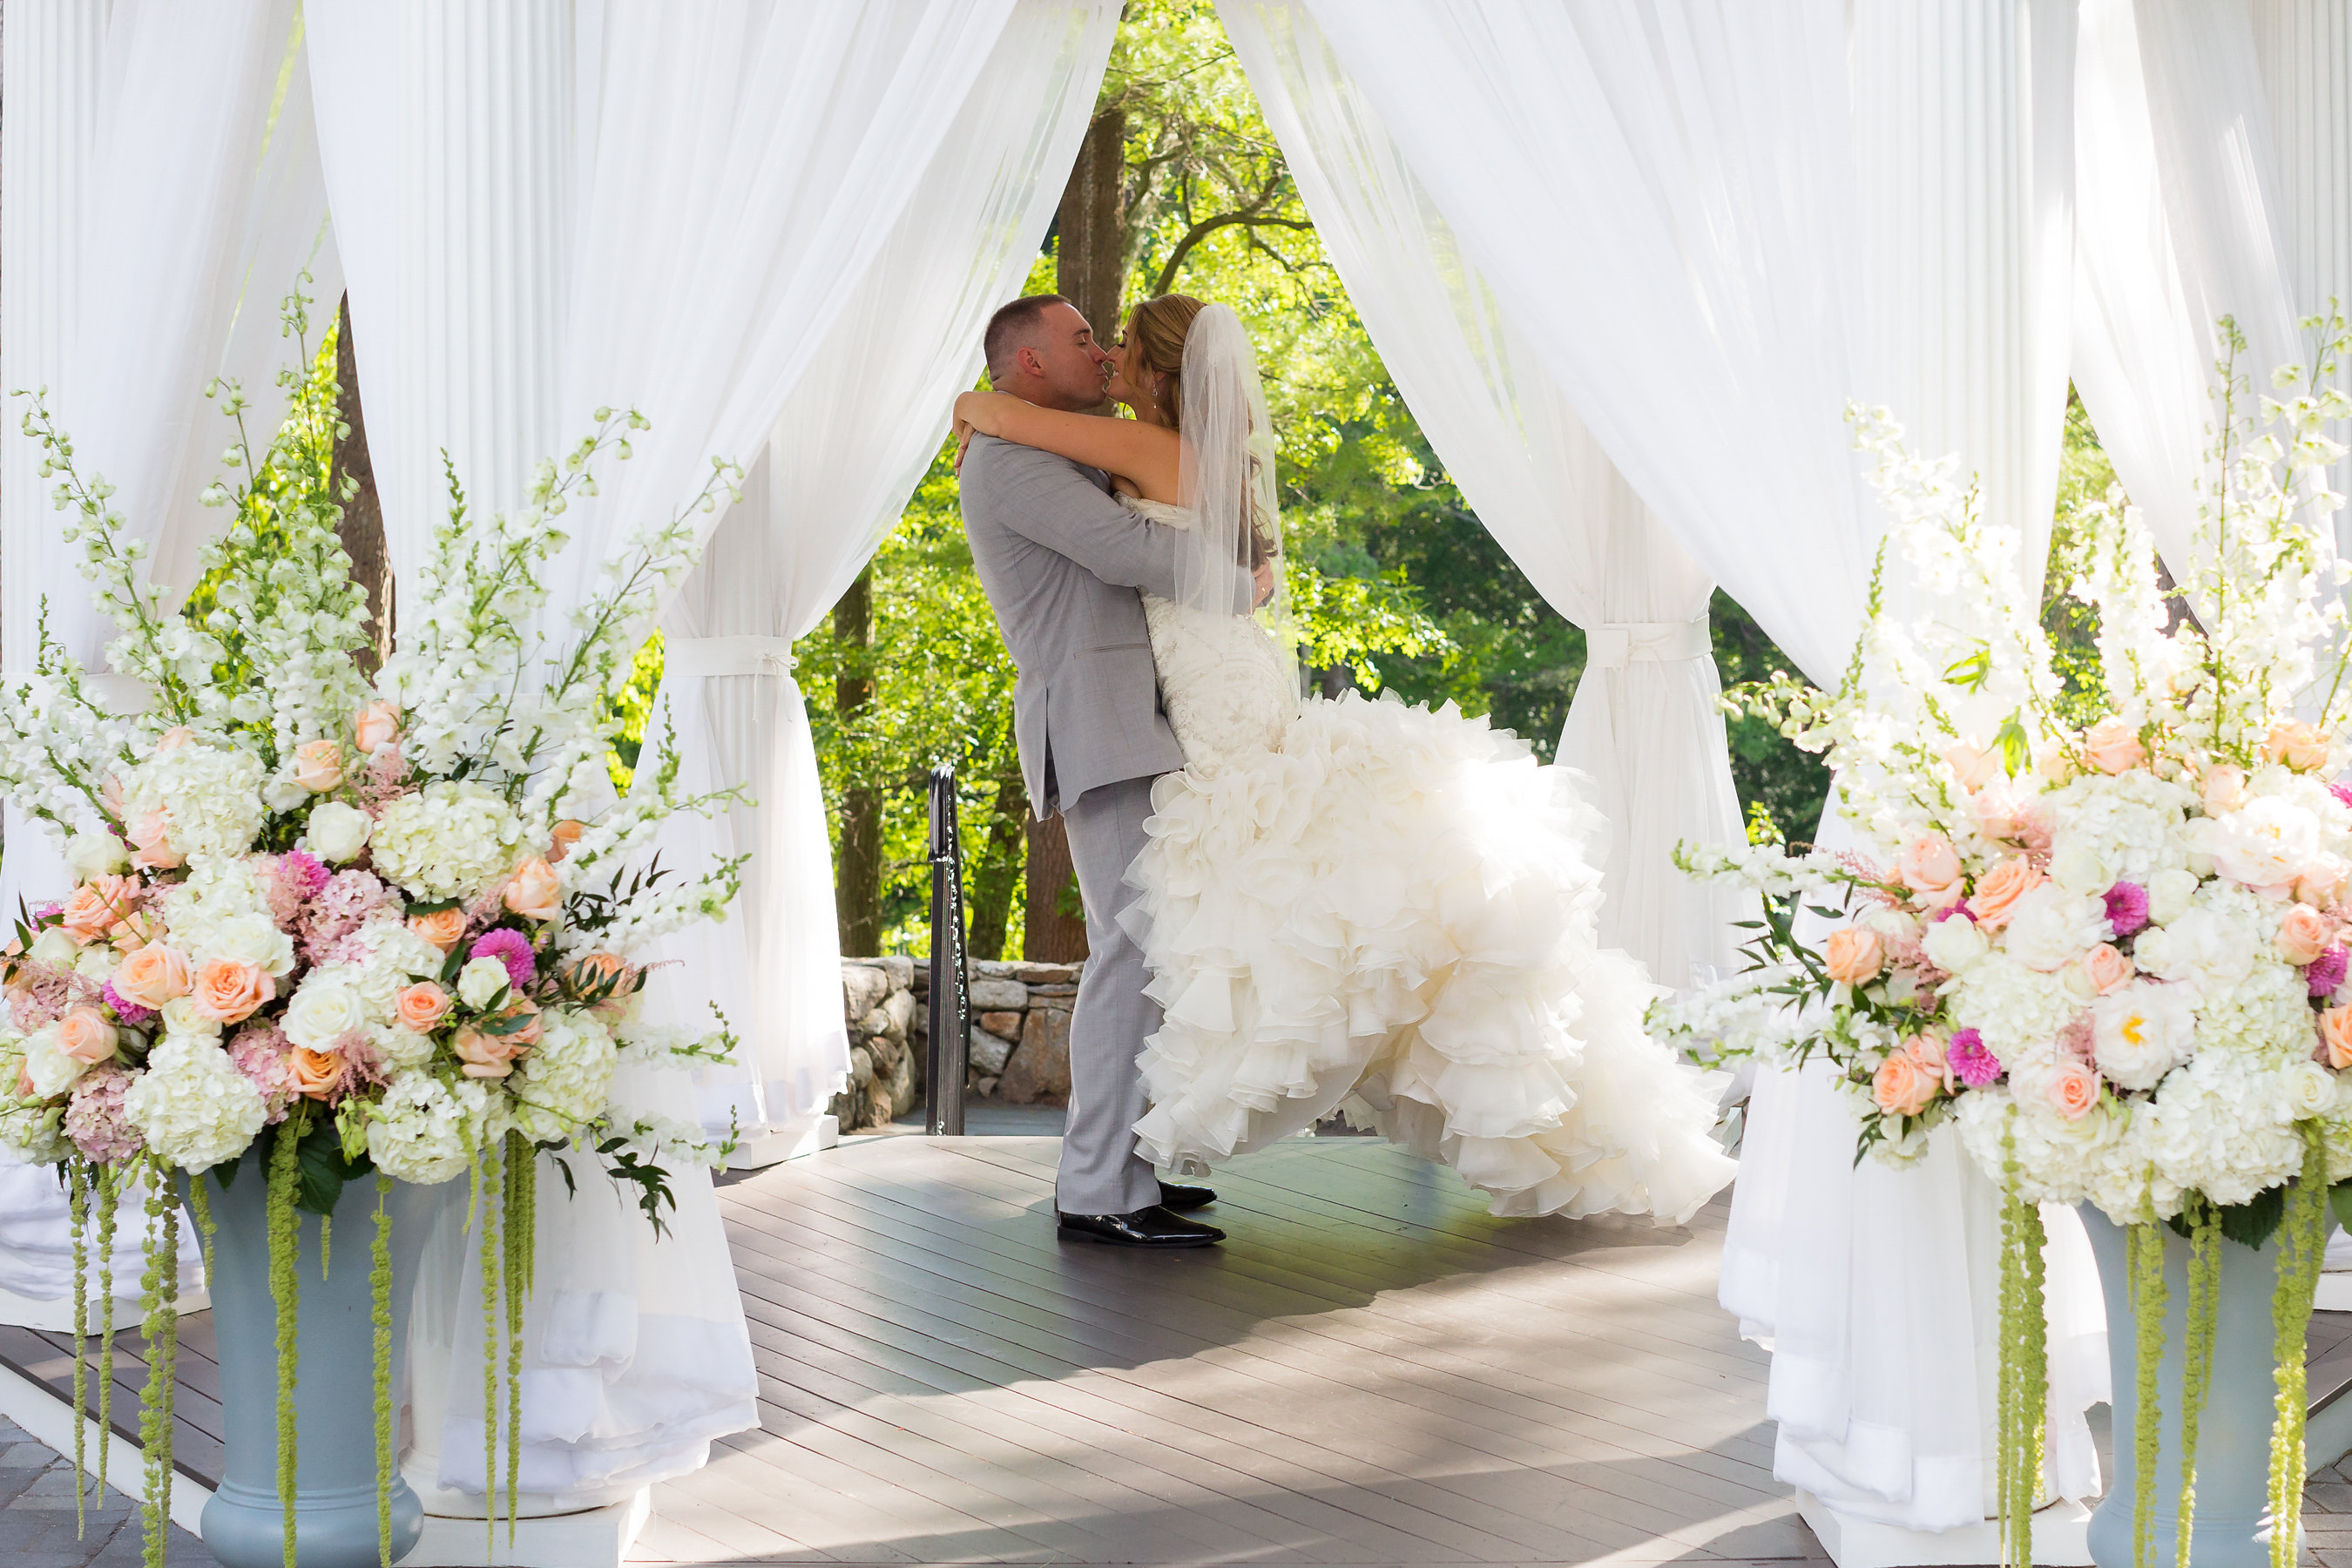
left=953, top=416, right=975, bottom=474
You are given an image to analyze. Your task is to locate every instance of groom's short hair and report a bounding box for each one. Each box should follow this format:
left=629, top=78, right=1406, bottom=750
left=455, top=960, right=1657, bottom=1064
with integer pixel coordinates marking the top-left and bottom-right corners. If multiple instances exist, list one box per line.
left=984, top=294, right=1076, bottom=382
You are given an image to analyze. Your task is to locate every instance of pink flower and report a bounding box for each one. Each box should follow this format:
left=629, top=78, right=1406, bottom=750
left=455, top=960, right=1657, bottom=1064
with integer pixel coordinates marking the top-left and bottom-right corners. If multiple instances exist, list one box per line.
left=1945, top=740, right=2004, bottom=792
left=470, top=928, right=537, bottom=990
left=2265, top=721, right=2330, bottom=771
left=1872, top=1052, right=1937, bottom=1118
left=2279, top=903, right=2335, bottom=965
left=2311, top=946, right=2349, bottom=1000
left=2084, top=717, right=2147, bottom=774
left=63, top=1067, right=142, bottom=1163
left=2079, top=943, right=2134, bottom=996
left=125, top=810, right=180, bottom=871
left=1968, top=857, right=2043, bottom=930
left=1823, top=927, right=1885, bottom=986
left=1898, top=836, right=1965, bottom=909
left=502, top=857, right=562, bottom=923
left=2103, top=882, right=2150, bottom=937
left=2046, top=1060, right=2101, bottom=1120
left=353, top=700, right=400, bottom=754
left=1948, top=1028, right=2002, bottom=1087
left=293, top=738, right=345, bottom=793
left=228, top=1024, right=299, bottom=1123
left=2205, top=764, right=2250, bottom=815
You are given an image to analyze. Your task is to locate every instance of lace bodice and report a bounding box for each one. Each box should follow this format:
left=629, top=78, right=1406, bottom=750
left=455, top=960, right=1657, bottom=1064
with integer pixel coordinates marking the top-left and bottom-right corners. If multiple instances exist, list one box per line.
left=1121, top=495, right=1296, bottom=774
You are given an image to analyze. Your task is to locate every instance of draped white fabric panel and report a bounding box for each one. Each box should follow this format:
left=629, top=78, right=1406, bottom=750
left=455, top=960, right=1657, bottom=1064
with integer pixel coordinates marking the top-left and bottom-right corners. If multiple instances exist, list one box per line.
left=1216, top=0, right=1742, bottom=990
left=646, top=0, right=1120, bottom=1147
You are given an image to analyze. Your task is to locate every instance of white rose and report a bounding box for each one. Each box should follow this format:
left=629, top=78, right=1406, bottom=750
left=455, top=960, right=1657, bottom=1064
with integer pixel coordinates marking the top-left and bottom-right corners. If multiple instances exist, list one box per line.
left=2146, top=868, right=2200, bottom=927
left=2050, top=842, right=2112, bottom=896
left=1999, top=885, right=2112, bottom=973
left=283, top=980, right=369, bottom=1052
left=159, top=996, right=222, bottom=1038
left=29, top=929, right=78, bottom=969
left=208, top=912, right=295, bottom=977
left=306, top=801, right=373, bottom=865
left=2089, top=981, right=2198, bottom=1091
left=456, top=956, right=510, bottom=1010
left=20, top=1028, right=86, bottom=1098
left=262, top=776, right=311, bottom=814
left=64, top=831, right=128, bottom=882
left=1923, top=913, right=1990, bottom=973
left=2284, top=1058, right=2337, bottom=1119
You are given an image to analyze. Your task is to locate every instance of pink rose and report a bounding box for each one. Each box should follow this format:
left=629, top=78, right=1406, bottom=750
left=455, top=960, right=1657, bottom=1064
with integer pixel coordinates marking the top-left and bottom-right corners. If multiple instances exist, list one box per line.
left=1823, top=927, right=1885, bottom=986
left=395, top=983, right=451, bottom=1032
left=2265, top=721, right=2330, bottom=772
left=1903, top=1031, right=1952, bottom=1092
left=55, top=1006, right=118, bottom=1065
left=2203, top=763, right=2249, bottom=816
left=1898, top=836, right=1965, bottom=909
left=502, top=857, right=562, bottom=923
left=112, top=943, right=193, bottom=1009
left=192, top=959, right=273, bottom=1024
left=2084, top=717, right=2147, bottom=775
left=2321, top=1006, right=2352, bottom=1071
left=353, top=700, right=400, bottom=755
left=155, top=727, right=194, bottom=751
left=2280, top=902, right=2335, bottom=965
left=293, top=738, right=345, bottom=793
left=1872, top=1052, right=1936, bottom=1118
left=1970, top=780, right=2037, bottom=843
left=2080, top=943, right=2135, bottom=997
left=2045, top=1060, right=2101, bottom=1120
left=1967, top=857, right=2043, bottom=930
left=61, top=875, right=139, bottom=945
left=408, top=908, right=468, bottom=953
left=451, top=1024, right=523, bottom=1079
left=1945, top=741, right=2004, bottom=792
left=125, top=810, right=180, bottom=871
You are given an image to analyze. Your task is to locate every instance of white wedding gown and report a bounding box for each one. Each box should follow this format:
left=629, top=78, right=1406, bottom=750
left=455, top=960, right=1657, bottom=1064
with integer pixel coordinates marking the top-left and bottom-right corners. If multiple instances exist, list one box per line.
left=1119, top=497, right=1738, bottom=1222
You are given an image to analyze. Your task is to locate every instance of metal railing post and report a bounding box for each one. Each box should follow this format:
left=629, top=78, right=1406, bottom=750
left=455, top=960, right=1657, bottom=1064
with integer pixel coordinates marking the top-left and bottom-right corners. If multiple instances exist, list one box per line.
left=924, top=765, right=970, bottom=1136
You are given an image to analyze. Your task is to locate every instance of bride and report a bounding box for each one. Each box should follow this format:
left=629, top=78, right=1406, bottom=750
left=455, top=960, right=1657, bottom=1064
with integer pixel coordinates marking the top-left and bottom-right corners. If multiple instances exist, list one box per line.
left=953, top=295, right=1734, bottom=1223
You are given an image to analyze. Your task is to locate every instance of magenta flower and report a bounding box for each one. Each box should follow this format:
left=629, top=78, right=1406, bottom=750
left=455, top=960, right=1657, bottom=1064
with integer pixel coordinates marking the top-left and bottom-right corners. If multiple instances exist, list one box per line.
left=2311, top=945, right=2349, bottom=998
left=2103, top=882, right=2150, bottom=938
left=470, top=928, right=537, bottom=990
left=277, top=850, right=330, bottom=896
left=2331, top=782, right=2352, bottom=814
left=1930, top=902, right=1977, bottom=924
left=1948, top=1028, right=2002, bottom=1088
left=30, top=902, right=61, bottom=923
left=100, top=982, right=156, bottom=1028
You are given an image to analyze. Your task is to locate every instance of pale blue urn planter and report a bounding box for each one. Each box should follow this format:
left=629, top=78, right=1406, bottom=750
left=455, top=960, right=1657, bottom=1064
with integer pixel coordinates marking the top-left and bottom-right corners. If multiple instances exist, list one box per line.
left=183, top=1152, right=447, bottom=1568
left=2078, top=1204, right=2315, bottom=1568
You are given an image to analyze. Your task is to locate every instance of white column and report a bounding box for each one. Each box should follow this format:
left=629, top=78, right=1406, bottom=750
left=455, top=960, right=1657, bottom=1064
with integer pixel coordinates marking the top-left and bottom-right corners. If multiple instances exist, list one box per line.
left=379, top=0, right=575, bottom=562
left=2247, top=0, right=2352, bottom=539
left=1848, top=0, right=2078, bottom=576
left=1, top=0, right=110, bottom=674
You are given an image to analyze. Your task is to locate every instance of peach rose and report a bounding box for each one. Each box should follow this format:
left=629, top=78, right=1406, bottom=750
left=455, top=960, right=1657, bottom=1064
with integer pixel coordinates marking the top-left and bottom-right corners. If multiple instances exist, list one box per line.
left=2321, top=1006, right=2352, bottom=1071
left=408, top=908, right=468, bottom=952
left=1872, top=1052, right=1936, bottom=1118
left=451, top=1024, right=521, bottom=1079
left=1967, top=856, right=2044, bottom=930
left=61, top=875, right=139, bottom=944
left=293, top=738, right=345, bottom=793
left=192, top=958, right=273, bottom=1024
left=2279, top=902, right=2335, bottom=965
left=155, top=726, right=194, bottom=751
left=112, top=943, right=193, bottom=1009
left=288, top=1047, right=344, bottom=1101
left=566, top=950, right=629, bottom=1001
left=1823, top=926, right=1886, bottom=986
left=498, top=999, right=543, bottom=1047
left=1945, top=740, right=2004, bottom=793
left=2045, top=1059, right=2102, bottom=1120
left=2084, top=716, right=2147, bottom=775
left=353, top=700, right=400, bottom=754
left=125, top=809, right=180, bottom=871
left=1970, top=780, right=2036, bottom=843
left=548, top=820, right=585, bottom=863
left=502, top=857, right=562, bottom=923
left=100, top=774, right=125, bottom=821
left=2203, top=763, right=2249, bottom=816
left=2265, top=721, right=2330, bottom=771
left=108, top=908, right=158, bottom=952
left=1898, top=835, right=1966, bottom=909
left=2080, top=943, right=2135, bottom=997
left=55, top=1006, right=118, bottom=1065
left=1904, top=1031, right=1952, bottom=1092
left=395, top=983, right=451, bottom=1032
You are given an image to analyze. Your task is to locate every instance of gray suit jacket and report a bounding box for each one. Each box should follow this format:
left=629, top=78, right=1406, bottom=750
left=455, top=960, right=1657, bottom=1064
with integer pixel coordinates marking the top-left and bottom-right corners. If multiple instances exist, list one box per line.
left=959, top=435, right=1247, bottom=814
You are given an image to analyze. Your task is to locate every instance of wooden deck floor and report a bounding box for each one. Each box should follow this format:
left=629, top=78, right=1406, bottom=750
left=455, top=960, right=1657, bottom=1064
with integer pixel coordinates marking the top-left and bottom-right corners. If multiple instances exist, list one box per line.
left=641, top=1132, right=1808, bottom=1568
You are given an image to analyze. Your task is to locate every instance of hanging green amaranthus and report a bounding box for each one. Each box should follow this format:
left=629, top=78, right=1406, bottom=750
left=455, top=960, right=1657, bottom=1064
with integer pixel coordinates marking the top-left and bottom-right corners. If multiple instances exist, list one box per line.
left=267, top=1120, right=305, bottom=1568
left=136, top=1173, right=179, bottom=1568
left=2268, top=1126, right=2329, bottom=1568
left=371, top=1175, right=395, bottom=1568
left=2127, top=1213, right=2167, bottom=1568
left=1996, top=1120, right=2048, bottom=1568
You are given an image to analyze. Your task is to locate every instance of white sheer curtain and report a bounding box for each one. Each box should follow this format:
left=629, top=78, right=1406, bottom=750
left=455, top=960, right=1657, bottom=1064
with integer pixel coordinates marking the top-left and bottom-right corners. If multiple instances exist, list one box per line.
left=0, top=0, right=331, bottom=1318
left=1276, top=0, right=2096, bottom=1533
left=1217, top=0, right=1744, bottom=992
left=641, top=0, right=1120, bottom=1150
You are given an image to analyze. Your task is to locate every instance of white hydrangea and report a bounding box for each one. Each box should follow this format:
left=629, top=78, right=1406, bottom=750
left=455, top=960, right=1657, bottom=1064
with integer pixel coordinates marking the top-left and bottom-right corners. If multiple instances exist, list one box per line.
left=2135, top=1052, right=2307, bottom=1211
left=1997, top=885, right=2111, bottom=973
left=2132, top=888, right=2264, bottom=994
left=123, top=1035, right=268, bottom=1172
left=503, top=1007, right=616, bottom=1144
left=368, top=781, right=525, bottom=901
left=119, top=740, right=267, bottom=862
left=366, top=1071, right=490, bottom=1185
left=161, top=855, right=277, bottom=961
left=1947, top=953, right=2078, bottom=1058
left=2044, top=770, right=2194, bottom=885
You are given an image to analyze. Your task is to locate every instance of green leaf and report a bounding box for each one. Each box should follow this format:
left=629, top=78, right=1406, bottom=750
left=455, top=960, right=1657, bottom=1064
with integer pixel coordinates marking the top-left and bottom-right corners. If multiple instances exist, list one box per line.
left=1994, top=713, right=2031, bottom=778
left=293, top=1116, right=371, bottom=1216
left=1941, top=645, right=1993, bottom=692
left=2216, top=1184, right=2288, bottom=1249
left=2328, top=1180, right=2352, bottom=1240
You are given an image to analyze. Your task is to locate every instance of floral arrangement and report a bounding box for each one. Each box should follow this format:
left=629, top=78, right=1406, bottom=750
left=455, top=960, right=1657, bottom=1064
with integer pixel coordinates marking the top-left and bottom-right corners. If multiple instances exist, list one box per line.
left=1654, top=314, right=2352, bottom=1568
left=0, top=292, right=743, bottom=1568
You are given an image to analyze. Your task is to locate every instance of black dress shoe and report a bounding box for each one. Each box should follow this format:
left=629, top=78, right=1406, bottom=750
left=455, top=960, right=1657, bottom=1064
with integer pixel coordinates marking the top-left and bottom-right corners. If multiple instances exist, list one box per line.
left=1159, top=1181, right=1216, bottom=1212
left=1057, top=1205, right=1224, bottom=1248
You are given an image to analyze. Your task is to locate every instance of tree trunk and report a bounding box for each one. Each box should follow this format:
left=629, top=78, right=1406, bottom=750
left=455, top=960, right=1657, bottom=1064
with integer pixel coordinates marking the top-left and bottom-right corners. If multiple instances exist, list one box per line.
left=330, top=294, right=394, bottom=671
left=1024, top=802, right=1089, bottom=962
left=963, top=764, right=1028, bottom=963
left=833, top=565, right=883, bottom=956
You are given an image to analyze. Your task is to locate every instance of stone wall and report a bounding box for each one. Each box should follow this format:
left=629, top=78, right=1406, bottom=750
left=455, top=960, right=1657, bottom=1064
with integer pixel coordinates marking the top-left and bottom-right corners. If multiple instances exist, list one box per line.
left=830, top=956, right=1085, bottom=1132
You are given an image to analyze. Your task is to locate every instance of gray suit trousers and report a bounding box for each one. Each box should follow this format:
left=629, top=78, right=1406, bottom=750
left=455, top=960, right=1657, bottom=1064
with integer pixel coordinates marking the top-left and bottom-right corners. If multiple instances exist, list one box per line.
left=1056, top=774, right=1164, bottom=1216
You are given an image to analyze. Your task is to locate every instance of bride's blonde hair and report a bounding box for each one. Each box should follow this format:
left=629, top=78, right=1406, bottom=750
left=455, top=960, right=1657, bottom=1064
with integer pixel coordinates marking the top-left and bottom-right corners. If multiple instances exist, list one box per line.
left=1126, top=294, right=1275, bottom=571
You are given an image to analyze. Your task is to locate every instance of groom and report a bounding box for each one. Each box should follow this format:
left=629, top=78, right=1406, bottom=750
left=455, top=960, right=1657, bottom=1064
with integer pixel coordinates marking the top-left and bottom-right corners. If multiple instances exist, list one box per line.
left=958, top=294, right=1254, bottom=1250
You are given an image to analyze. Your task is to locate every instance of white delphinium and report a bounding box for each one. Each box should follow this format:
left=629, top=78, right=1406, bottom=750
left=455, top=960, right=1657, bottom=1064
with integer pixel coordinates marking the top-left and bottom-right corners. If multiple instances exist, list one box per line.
left=605, top=1112, right=725, bottom=1169
left=122, top=1035, right=268, bottom=1171
left=366, top=1072, right=492, bottom=1185
left=573, top=863, right=745, bottom=959
left=369, top=781, right=526, bottom=900
left=502, top=1007, right=616, bottom=1143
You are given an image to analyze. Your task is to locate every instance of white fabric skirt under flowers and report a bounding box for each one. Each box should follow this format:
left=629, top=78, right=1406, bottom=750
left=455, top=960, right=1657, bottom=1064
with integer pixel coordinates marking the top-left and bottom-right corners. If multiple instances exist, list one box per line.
left=1124, top=689, right=1738, bottom=1224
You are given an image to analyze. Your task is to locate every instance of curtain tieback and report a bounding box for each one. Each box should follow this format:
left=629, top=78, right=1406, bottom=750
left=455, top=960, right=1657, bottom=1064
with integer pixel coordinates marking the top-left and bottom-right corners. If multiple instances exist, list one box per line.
left=666, top=635, right=795, bottom=680
left=1585, top=619, right=1710, bottom=671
